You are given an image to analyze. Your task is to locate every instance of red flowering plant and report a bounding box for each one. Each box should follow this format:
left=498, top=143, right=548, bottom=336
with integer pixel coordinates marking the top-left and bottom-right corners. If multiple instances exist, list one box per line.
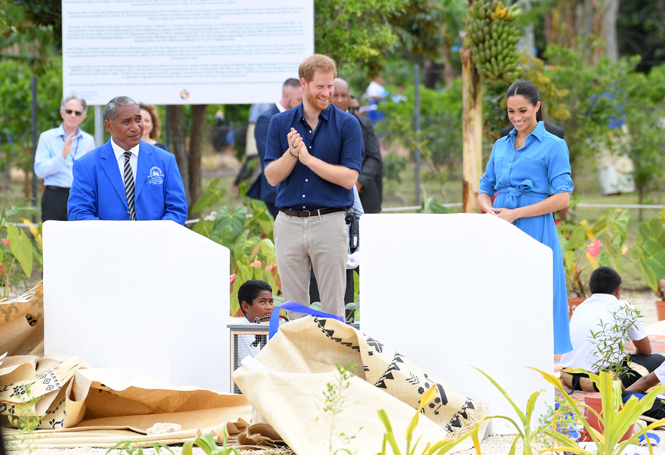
left=0, top=202, right=41, bottom=300
left=558, top=209, right=630, bottom=298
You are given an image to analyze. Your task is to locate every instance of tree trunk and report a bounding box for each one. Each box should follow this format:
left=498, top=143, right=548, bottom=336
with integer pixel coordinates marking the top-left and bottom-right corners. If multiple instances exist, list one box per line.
left=167, top=105, right=190, bottom=204
left=423, top=59, right=439, bottom=89
left=188, top=104, right=207, bottom=218
left=441, top=36, right=456, bottom=87
left=604, top=0, right=619, bottom=60
left=589, top=0, right=607, bottom=63
left=461, top=5, right=483, bottom=214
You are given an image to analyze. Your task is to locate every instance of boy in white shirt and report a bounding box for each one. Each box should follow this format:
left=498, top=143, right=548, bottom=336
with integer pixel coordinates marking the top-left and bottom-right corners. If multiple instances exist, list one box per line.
left=237, top=280, right=275, bottom=360
left=561, top=266, right=664, bottom=391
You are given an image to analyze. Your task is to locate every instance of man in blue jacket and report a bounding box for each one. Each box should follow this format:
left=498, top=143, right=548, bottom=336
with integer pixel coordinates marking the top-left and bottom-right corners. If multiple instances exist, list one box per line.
left=68, top=96, right=188, bottom=224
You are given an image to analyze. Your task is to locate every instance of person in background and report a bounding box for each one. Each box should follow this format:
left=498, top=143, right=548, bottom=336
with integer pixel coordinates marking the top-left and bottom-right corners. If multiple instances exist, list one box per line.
left=478, top=80, right=574, bottom=354
left=362, top=75, right=387, bottom=124
left=349, top=95, right=360, bottom=115
left=139, top=104, right=168, bottom=151
left=248, top=78, right=303, bottom=218
left=233, top=103, right=273, bottom=190
left=34, top=95, right=96, bottom=221
left=332, top=78, right=382, bottom=213
left=560, top=267, right=663, bottom=391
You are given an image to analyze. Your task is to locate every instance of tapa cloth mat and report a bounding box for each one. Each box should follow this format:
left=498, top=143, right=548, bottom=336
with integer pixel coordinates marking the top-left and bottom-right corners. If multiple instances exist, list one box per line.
left=0, top=355, right=253, bottom=448
left=0, top=281, right=254, bottom=448
left=0, top=281, right=44, bottom=357
left=233, top=317, right=488, bottom=454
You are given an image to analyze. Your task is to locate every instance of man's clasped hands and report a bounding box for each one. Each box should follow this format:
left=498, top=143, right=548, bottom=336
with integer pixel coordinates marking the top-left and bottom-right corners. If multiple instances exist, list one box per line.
left=287, top=127, right=314, bottom=166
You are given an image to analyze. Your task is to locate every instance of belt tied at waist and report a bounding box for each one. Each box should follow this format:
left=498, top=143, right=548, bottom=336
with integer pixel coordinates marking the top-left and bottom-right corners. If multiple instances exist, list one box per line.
left=496, top=180, right=548, bottom=209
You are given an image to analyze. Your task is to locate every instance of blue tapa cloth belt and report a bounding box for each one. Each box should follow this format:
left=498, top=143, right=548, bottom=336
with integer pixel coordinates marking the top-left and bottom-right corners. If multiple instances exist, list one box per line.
left=496, top=180, right=548, bottom=209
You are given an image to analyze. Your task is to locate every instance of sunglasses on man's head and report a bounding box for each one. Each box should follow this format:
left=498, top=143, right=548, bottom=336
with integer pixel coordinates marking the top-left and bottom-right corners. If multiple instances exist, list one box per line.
left=65, top=109, right=83, bottom=116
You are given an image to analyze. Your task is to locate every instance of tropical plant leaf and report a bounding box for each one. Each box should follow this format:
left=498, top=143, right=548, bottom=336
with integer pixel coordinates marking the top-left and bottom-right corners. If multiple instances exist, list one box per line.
left=193, top=219, right=213, bottom=238
left=233, top=230, right=249, bottom=260
left=214, top=206, right=231, bottom=233
left=260, top=239, right=277, bottom=266
left=632, top=246, right=658, bottom=292
left=219, top=224, right=236, bottom=251
left=230, top=207, right=248, bottom=238
left=567, top=225, right=587, bottom=251
left=7, top=225, right=32, bottom=277
left=192, top=178, right=225, bottom=212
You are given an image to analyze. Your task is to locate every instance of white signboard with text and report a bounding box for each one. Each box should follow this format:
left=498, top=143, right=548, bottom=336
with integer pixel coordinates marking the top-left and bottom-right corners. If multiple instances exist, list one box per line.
left=62, top=0, right=314, bottom=105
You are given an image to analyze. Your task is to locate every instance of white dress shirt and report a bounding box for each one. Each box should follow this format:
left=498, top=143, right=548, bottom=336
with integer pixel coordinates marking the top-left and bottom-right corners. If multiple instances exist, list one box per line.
left=275, top=100, right=286, bottom=113
left=561, top=293, right=648, bottom=372
left=110, top=139, right=140, bottom=181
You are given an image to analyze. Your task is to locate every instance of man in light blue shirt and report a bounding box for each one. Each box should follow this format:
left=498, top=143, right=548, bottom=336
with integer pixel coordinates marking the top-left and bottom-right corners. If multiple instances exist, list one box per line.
left=34, top=95, right=96, bottom=221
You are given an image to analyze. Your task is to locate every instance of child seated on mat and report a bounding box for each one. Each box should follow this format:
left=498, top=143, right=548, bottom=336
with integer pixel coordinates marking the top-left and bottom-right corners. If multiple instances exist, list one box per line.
left=560, top=266, right=664, bottom=391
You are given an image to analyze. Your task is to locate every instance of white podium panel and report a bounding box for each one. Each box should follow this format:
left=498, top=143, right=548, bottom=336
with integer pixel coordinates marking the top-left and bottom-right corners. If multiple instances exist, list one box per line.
left=43, top=221, right=230, bottom=392
left=361, top=214, right=554, bottom=434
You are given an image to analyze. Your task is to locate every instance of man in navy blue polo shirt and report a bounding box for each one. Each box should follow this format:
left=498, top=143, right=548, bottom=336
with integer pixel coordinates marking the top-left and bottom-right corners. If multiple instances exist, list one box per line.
left=264, top=54, right=363, bottom=318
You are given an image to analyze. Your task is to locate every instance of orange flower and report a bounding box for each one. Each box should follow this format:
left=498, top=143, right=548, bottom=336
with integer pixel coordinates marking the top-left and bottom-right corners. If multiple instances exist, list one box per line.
left=1, top=238, right=9, bottom=249
left=229, top=273, right=236, bottom=283
left=268, top=263, right=276, bottom=271
left=250, top=260, right=262, bottom=268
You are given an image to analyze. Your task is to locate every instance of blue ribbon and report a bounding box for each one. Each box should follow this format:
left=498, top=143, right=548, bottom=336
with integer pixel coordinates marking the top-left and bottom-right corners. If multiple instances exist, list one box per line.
left=268, top=301, right=344, bottom=339
left=497, top=179, right=547, bottom=209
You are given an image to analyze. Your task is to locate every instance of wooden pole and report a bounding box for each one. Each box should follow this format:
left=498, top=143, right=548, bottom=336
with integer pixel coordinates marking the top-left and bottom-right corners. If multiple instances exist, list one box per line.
left=461, top=0, right=483, bottom=213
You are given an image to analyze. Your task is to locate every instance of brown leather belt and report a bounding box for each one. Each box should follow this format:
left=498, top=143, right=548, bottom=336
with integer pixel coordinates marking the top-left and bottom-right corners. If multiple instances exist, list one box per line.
left=279, top=207, right=345, bottom=217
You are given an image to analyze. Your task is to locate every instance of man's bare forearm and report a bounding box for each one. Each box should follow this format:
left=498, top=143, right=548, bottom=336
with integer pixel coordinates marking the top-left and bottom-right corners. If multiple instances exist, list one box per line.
left=265, top=150, right=298, bottom=187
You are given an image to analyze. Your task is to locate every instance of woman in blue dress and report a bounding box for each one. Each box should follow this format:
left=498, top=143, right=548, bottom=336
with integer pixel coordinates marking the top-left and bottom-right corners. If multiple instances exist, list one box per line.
left=478, top=80, right=573, bottom=354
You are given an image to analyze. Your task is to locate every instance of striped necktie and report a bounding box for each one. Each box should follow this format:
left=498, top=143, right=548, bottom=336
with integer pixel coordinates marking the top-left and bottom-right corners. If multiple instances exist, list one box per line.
left=123, top=151, right=136, bottom=221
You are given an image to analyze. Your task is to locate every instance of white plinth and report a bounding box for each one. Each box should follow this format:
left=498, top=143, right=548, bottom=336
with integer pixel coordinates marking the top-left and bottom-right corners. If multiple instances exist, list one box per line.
left=361, top=214, right=554, bottom=434
left=43, top=221, right=230, bottom=392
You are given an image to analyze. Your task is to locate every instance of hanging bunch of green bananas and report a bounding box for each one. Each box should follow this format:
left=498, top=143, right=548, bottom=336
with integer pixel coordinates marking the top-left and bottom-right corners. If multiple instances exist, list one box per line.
left=466, top=0, right=522, bottom=84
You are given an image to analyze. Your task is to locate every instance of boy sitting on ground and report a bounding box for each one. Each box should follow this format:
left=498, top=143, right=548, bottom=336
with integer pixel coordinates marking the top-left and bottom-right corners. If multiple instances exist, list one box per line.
left=560, top=266, right=664, bottom=391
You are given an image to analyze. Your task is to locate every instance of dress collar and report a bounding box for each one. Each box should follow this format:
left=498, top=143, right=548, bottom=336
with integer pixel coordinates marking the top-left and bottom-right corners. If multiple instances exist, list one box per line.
left=509, top=120, right=546, bottom=143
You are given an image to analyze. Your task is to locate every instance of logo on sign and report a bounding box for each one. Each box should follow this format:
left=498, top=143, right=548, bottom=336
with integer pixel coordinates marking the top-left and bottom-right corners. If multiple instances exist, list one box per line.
left=148, top=167, right=164, bottom=185
left=180, top=89, right=190, bottom=100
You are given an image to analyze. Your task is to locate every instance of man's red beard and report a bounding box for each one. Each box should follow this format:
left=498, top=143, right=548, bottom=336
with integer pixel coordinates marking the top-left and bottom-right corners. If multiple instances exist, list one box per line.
left=305, top=88, right=330, bottom=109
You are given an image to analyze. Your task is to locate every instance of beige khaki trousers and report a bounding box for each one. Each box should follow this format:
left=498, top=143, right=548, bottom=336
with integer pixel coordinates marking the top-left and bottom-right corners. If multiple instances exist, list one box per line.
left=274, top=210, right=348, bottom=318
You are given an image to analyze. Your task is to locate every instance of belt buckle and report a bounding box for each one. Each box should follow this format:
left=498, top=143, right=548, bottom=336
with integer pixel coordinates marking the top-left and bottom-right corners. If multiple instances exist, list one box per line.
left=301, top=209, right=312, bottom=217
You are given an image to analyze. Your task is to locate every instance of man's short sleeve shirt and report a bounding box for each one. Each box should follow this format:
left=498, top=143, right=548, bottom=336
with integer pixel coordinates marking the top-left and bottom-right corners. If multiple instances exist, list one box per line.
left=561, top=293, right=648, bottom=372
left=264, top=103, right=363, bottom=210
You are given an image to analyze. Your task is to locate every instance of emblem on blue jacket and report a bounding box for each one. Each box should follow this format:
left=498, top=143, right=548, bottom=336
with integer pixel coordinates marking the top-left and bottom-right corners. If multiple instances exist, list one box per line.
left=148, top=167, right=164, bottom=185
